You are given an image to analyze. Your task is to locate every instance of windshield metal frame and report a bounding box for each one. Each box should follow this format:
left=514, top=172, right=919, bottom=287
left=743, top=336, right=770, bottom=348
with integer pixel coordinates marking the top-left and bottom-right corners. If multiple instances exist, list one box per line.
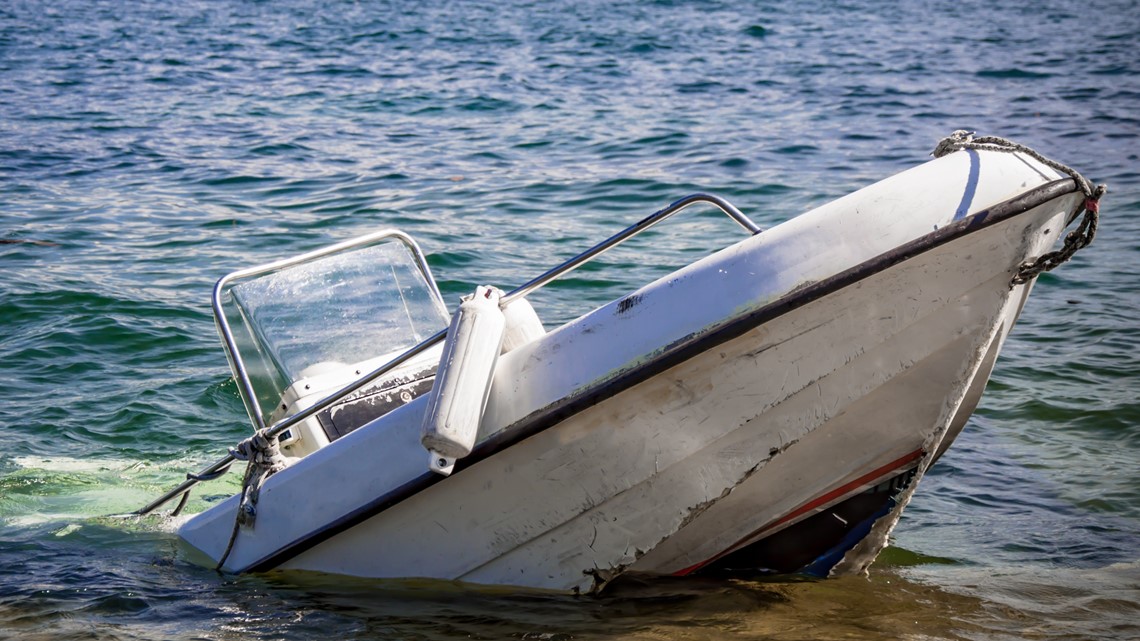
left=212, top=229, right=446, bottom=432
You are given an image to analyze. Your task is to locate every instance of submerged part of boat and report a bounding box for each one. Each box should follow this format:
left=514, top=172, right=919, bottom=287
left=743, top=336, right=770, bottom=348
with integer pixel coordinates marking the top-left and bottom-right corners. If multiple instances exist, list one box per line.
left=140, top=134, right=1104, bottom=594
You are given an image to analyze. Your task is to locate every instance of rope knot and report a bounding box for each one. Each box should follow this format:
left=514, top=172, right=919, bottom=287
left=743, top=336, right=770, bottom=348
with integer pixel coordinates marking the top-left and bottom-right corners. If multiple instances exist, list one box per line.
left=1085, top=184, right=1106, bottom=214
left=230, top=429, right=288, bottom=472
left=227, top=428, right=290, bottom=531
left=931, top=130, right=975, bottom=158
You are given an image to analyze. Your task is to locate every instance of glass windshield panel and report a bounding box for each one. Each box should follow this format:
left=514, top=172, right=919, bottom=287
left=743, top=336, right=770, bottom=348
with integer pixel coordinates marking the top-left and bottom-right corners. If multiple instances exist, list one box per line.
left=229, top=241, right=448, bottom=393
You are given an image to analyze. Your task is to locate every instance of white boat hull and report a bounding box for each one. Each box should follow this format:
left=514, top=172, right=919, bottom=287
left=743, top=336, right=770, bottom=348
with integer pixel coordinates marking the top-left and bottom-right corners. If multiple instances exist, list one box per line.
left=179, top=149, right=1083, bottom=593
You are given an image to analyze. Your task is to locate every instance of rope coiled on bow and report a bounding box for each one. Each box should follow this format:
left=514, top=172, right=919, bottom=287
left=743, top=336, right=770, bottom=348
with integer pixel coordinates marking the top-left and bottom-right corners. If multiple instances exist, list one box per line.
left=932, top=130, right=1106, bottom=286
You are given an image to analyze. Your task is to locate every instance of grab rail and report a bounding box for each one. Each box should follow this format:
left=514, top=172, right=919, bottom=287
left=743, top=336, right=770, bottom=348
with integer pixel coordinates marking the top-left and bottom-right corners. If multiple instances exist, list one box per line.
left=134, top=193, right=759, bottom=516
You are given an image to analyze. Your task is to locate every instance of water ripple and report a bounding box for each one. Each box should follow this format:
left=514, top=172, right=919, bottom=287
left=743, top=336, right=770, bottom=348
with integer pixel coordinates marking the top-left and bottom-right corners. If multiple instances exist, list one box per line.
left=1, top=0, right=1137, bottom=638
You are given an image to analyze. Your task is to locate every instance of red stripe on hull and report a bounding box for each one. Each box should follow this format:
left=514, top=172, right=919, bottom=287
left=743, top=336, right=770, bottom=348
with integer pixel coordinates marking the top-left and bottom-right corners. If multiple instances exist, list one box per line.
left=673, top=448, right=925, bottom=576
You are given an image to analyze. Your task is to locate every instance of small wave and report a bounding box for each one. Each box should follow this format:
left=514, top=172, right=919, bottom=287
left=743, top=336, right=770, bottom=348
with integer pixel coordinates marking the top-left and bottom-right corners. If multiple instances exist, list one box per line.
left=197, top=174, right=284, bottom=187
left=743, top=25, right=770, bottom=39
left=772, top=144, right=819, bottom=155
left=976, top=68, right=1055, bottom=79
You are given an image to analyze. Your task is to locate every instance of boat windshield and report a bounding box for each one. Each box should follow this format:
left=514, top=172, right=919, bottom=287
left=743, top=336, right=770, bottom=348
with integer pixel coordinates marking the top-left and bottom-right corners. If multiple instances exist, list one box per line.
left=224, top=239, right=449, bottom=416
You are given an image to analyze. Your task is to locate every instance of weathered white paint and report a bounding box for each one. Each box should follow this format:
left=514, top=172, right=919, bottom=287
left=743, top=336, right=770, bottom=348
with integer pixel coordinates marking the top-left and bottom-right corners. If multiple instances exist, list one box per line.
left=179, top=150, right=1080, bottom=592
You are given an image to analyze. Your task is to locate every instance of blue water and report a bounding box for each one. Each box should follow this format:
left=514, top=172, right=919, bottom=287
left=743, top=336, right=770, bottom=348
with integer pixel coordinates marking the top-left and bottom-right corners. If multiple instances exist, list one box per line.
left=2, top=0, right=1138, bottom=638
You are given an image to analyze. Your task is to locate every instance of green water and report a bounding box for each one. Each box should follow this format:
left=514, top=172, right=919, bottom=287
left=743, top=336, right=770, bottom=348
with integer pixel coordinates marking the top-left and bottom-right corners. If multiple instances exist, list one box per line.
left=2, top=0, right=1138, bottom=638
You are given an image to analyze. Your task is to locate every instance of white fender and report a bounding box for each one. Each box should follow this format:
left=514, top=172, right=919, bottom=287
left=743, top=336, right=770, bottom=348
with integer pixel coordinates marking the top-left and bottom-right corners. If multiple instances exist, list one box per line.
left=421, top=286, right=507, bottom=475
left=500, top=297, right=545, bottom=354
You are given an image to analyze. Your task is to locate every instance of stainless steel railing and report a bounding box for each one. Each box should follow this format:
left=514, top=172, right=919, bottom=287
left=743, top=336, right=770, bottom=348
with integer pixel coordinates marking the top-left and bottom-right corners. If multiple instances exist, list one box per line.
left=134, top=193, right=759, bottom=516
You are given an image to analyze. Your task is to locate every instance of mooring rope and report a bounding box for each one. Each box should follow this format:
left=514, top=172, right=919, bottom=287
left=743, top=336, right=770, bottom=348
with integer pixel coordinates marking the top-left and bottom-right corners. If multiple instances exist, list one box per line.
left=214, top=428, right=290, bottom=570
left=931, top=130, right=1106, bottom=285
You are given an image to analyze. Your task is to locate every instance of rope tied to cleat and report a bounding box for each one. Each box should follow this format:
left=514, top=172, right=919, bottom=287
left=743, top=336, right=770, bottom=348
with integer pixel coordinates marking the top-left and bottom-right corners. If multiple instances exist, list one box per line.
left=214, top=428, right=291, bottom=570
left=932, top=130, right=1106, bottom=286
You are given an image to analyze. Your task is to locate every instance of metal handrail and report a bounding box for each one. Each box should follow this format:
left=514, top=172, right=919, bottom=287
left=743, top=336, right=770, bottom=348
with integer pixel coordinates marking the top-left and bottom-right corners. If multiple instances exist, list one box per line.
left=501, top=193, right=759, bottom=305
left=134, top=193, right=759, bottom=516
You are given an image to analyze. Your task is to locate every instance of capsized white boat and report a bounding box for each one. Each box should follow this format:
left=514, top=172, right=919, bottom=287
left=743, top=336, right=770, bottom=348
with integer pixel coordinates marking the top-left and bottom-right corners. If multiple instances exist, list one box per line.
left=141, top=133, right=1104, bottom=594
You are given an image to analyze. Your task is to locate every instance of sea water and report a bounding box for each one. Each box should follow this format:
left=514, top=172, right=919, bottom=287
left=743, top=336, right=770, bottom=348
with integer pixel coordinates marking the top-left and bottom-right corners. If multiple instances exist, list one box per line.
left=1, top=0, right=1137, bottom=639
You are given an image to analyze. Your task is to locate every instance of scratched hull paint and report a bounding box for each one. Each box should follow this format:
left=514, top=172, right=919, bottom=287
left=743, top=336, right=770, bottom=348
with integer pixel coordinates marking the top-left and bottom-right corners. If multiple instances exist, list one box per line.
left=630, top=213, right=1046, bottom=579
left=178, top=150, right=1083, bottom=592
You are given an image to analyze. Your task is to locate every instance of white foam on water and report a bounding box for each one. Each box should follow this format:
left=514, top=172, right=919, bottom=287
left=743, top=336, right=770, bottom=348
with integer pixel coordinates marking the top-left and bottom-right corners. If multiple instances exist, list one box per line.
left=9, top=455, right=150, bottom=474
left=2, top=454, right=234, bottom=528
